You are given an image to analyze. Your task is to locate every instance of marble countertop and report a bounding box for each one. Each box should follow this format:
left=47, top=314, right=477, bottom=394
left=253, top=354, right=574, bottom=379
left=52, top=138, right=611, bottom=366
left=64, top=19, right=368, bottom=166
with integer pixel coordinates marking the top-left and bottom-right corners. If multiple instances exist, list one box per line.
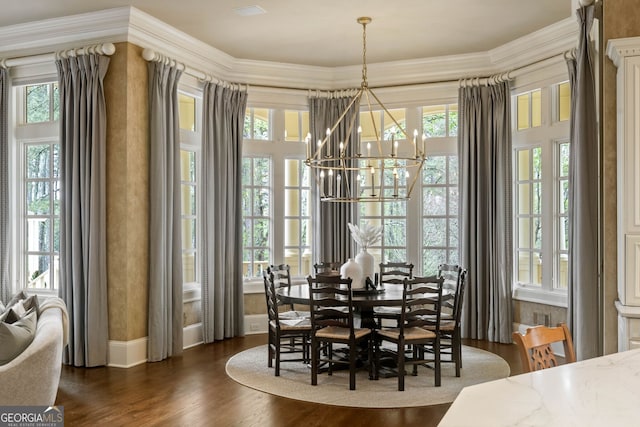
left=439, top=348, right=640, bottom=426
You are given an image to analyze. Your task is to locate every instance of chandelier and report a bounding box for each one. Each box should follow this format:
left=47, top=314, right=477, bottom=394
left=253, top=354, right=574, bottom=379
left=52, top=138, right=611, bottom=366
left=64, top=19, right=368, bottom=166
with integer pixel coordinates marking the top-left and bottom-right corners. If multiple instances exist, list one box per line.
left=305, top=17, right=426, bottom=203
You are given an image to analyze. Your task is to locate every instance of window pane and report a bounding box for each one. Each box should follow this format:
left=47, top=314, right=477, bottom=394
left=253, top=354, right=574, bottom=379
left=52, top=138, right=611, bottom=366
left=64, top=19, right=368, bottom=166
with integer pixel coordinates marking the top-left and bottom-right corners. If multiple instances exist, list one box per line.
left=384, top=248, right=407, bottom=263
left=26, top=84, right=50, bottom=123
left=423, top=156, right=446, bottom=185
left=284, top=189, right=299, bottom=216
left=531, top=89, right=542, bottom=128
left=423, top=249, right=446, bottom=276
left=183, top=253, right=196, bottom=283
left=383, top=109, right=406, bottom=140
left=285, top=219, right=299, bottom=246
left=53, top=218, right=60, bottom=252
left=27, top=145, right=50, bottom=178
left=448, top=104, right=458, bottom=137
left=360, top=110, right=382, bottom=141
left=517, top=93, right=530, bottom=130
left=558, top=82, right=571, bottom=122
left=181, top=185, right=195, bottom=216
left=284, top=110, right=300, bottom=141
left=27, top=218, right=50, bottom=252
left=517, top=150, right=530, bottom=180
left=254, top=189, right=270, bottom=216
left=27, top=255, right=51, bottom=288
left=423, top=187, right=446, bottom=215
left=423, top=218, right=446, bottom=246
left=27, top=182, right=50, bottom=214
left=532, top=147, right=542, bottom=180
left=254, top=158, right=270, bottom=186
left=182, top=219, right=196, bottom=250
left=423, top=105, right=446, bottom=137
left=253, top=219, right=269, bottom=247
left=52, top=83, right=59, bottom=121
left=180, top=150, right=195, bottom=182
left=518, top=218, right=531, bottom=247
left=285, top=159, right=299, bottom=186
left=518, top=251, right=531, bottom=283
left=253, top=108, right=270, bottom=140
left=383, top=219, right=406, bottom=246
left=179, top=94, right=196, bottom=131
left=518, top=184, right=531, bottom=215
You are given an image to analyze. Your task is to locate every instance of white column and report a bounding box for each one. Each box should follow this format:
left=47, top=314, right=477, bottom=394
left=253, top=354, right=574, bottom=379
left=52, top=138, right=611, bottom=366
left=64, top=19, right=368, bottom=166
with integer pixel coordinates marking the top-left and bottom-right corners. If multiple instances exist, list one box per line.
left=608, top=37, right=640, bottom=351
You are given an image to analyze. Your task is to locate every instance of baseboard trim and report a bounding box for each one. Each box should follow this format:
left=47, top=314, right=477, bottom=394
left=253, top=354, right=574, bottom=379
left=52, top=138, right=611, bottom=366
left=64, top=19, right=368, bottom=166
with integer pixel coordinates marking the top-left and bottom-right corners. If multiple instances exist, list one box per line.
left=245, top=314, right=268, bottom=335
left=183, top=323, right=203, bottom=349
left=108, top=337, right=148, bottom=368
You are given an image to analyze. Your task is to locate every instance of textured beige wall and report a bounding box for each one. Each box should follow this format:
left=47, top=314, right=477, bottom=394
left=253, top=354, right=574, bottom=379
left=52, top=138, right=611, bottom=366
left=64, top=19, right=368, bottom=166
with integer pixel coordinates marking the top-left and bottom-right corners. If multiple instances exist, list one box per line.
left=602, top=0, right=640, bottom=354
left=514, top=300, right=567, bottom=328
left=105, top=42, right=149, bottom=341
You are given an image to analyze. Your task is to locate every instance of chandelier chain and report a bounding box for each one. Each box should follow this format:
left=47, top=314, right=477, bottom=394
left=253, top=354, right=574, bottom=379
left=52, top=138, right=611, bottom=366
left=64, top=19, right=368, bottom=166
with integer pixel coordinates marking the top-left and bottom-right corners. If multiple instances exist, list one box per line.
left=361, top=20, right=368, bottom=87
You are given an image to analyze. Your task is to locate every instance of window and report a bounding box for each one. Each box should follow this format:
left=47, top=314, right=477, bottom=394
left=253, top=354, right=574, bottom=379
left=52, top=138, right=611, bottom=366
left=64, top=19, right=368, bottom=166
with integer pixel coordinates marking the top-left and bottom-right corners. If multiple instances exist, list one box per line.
left=242, top=157, right=271, bottom=278
left=14, top=83, right=60, bottom=294
left=512, top=84, right=570, bottom=306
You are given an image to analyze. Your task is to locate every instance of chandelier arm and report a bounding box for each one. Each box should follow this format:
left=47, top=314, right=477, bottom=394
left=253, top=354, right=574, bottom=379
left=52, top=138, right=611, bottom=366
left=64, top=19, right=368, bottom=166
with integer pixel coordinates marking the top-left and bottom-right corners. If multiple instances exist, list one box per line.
left=361, top=89, right=383, bottom=158
left=405, top=156, right=426, bottom=197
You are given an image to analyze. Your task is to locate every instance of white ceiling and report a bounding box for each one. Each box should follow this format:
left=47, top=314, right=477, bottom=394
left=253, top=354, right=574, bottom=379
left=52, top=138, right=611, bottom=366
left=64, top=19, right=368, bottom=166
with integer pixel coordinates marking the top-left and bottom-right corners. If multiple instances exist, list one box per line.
left=2, top=0, right=572, bottom=67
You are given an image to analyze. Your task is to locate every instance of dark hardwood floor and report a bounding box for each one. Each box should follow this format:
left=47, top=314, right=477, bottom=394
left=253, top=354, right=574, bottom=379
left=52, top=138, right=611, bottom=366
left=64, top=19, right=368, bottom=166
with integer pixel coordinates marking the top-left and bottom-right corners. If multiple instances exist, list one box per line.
left=56, top=335, right=523, bottom=427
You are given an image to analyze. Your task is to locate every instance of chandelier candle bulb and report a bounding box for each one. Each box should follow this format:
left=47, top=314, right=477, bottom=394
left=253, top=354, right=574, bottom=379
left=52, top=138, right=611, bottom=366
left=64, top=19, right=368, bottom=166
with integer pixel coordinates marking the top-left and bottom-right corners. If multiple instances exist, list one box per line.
left=326, top=128, right=331, bottom=157
left=367, top=142, right=371, bottom=158
left=393, top=169, right=399, bottom=197
left=370, top=166, right=375, bottom=196
left=413, top=129, right=419, bottom=158
left=336, top=173, right=341, bottom=198
left=394, top=140, right=398, bottom=158
left=320, top=170, right=325, bottom=197
left=422, top=134, right=426, bottom=156
left=339, top=141, right=344, bottom=157
left=391, top=134, right=395, bottom=157
left=328, top=168, right=334, bottom=197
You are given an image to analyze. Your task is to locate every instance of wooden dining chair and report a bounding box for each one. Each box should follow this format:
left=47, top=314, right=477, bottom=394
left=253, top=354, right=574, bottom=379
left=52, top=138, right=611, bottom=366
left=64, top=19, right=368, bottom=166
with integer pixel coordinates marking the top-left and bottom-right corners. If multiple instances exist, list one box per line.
left=263, top=271, right=311, bottom=376
left=373, top=262, right=413, bottom=327
left=267, top=264, right=294, bottom=311
left=424, top=264, right=467, bottom=377
left=313, top=261, right=341, bottom=275
left=307, top=275, right=373, bottom=390
left=512, top=323, right=576, bottom=372
left=375, top=275, right=444, bottom=391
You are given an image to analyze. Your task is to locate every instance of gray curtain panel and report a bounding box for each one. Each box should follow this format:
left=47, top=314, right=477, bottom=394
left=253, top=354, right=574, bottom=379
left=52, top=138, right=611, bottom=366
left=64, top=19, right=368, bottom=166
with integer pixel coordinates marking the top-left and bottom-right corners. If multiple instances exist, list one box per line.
left=458, top=80, right=513, bottom=343
left=147, top=61, right=184, bottom=361
left=57, top=54, right=110, bottom=367
left=201, top=82, right=247, bottom=343
left=309, top=95, right=359, bottom=264
left=566, top=4, right=599, bottom=360
left=0, top=67, right=9, bottom=303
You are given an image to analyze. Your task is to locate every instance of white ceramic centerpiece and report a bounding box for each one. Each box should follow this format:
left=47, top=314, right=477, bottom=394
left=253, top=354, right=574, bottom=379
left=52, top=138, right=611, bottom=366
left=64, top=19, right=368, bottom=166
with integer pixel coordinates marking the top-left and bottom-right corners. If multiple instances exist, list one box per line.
left=340, top=258, right=363, bottom=288
left=347, top=222, right=382, bottom=287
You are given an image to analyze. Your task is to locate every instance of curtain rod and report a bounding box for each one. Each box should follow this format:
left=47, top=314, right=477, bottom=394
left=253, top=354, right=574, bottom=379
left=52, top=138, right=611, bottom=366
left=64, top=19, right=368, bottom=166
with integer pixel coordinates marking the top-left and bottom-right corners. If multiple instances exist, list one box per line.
left=141, top=47, right=569, bottom=93
left=0, top=43, right=116, bottom=69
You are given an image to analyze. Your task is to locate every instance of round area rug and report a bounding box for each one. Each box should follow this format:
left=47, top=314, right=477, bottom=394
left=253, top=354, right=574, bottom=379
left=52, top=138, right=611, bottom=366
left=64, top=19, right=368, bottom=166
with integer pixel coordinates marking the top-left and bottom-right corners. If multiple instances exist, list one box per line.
left=225, top=345, right=510, bottom=408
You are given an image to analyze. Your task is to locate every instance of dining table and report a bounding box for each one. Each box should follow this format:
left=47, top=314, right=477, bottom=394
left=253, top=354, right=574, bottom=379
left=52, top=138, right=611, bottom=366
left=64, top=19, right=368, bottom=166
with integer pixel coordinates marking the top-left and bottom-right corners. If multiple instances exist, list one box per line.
left=438, top=347, right=640, bottom=426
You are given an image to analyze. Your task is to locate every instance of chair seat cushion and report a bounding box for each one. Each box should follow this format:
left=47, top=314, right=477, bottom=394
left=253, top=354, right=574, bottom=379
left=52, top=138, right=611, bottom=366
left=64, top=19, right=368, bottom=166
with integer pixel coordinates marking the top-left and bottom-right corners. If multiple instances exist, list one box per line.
left=316, top=326, right=370, bottom=340
left=271, top=319, right=311, bottom=330
left=279, top=310, right=310, bottom=320
left=423, top=320, right=455, bottom=331
left=377, top=326, right=436, bottom=341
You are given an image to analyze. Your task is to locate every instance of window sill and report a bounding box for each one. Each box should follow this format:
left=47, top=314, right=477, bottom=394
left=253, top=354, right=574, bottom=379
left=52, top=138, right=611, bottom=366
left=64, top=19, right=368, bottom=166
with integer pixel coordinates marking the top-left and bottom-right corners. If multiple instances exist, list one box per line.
left=512, top=284, right=567, bottom=308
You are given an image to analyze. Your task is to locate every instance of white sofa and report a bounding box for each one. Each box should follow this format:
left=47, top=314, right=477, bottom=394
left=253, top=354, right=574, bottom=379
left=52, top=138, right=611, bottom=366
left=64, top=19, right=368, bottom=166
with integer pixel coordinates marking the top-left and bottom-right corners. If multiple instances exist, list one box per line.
left=0, top=297, right=68, bottom=406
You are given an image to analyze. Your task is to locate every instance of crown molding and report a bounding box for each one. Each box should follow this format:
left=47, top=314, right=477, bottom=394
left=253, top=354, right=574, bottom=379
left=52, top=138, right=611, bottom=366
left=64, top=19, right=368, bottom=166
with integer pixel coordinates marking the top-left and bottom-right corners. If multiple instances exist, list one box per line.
left=489, top=17, right=578, bottom=71
left=0, top=7, right=129, bottom=58
left=607, top=37, right=640, bottom=68
left=0, top=6, right=576, bottom=89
